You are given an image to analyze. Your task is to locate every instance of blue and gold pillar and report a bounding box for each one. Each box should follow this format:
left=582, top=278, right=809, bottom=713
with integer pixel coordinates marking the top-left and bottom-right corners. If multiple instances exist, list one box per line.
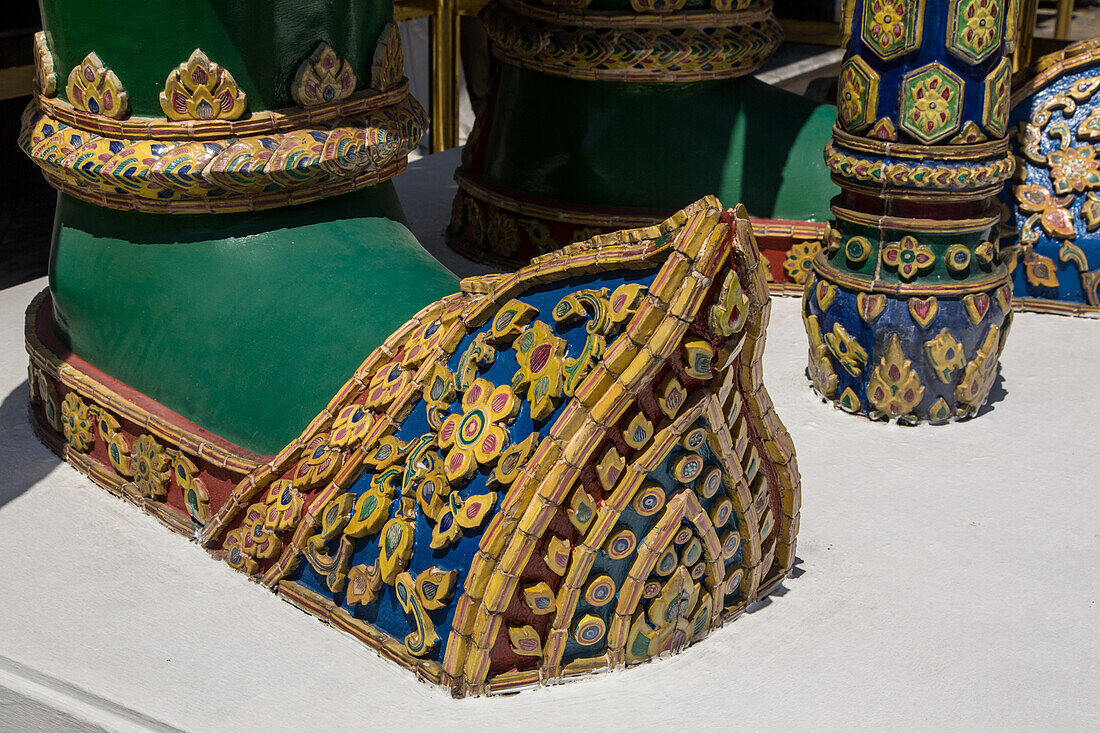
left=805, top=0, right=1019, bottom=422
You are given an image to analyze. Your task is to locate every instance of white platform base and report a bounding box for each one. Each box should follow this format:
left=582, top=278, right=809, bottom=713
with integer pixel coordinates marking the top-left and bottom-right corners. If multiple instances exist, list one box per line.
left=1, top=151, right=1097, bottom=730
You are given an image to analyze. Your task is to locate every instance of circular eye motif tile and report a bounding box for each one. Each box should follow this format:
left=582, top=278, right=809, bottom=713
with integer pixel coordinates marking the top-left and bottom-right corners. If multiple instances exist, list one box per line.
left=674, top=526, right=694, bottom=545
left=633, top=484, right=665, bottom=516
left=682, top=537, right=702, bottom=566
left=674, top=453, right=704, bottom=483
left=721, top=531, right=741, bottom=560
left=710, top=497, right=733, bottom=528
left=682, top=427, right=707, bottom=451
left=585, top=575, right=617, bottom=607
left=574, top=614, right=607, bottom=646
left=699, top=466, right=723, bottom=498
left=606, top=529, right=637, bottom=560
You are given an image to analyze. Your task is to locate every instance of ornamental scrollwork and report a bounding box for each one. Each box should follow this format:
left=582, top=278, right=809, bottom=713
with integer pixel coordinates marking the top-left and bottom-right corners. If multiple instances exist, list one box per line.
left=1012, top=71, right=1100, bottom=303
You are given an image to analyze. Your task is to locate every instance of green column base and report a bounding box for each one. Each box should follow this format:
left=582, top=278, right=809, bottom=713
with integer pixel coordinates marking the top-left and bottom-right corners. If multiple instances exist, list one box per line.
left=479, top=67, right=838, bottom=222
left=49, top=185, right=458, bottom=456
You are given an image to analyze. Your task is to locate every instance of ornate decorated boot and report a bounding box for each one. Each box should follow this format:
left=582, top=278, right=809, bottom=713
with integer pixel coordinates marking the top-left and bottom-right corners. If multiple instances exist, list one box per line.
left=22, top=0, right=458, bottom=531
left=803, top=0, right=1018, bottom=422
left=1000, top=38, right=1100, bottom=315
left=446, top=0, right=838, bottom=289
left=179, top=197, right=800, bottom=696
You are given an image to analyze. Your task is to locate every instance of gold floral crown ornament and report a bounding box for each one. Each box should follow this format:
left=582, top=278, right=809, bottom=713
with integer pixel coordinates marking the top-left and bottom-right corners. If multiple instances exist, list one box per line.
left=160, top=49, right=248, bottom=121
left=65, top=52, right=128, bottom=119
left=292, top=43, right=358, bottom=107
left=370, top=23, right=405, bottom=92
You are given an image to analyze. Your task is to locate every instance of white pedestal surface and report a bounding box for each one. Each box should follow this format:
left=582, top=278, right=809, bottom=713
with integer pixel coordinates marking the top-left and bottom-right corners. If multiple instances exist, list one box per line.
left=0, top=150, right=1097, bottom=731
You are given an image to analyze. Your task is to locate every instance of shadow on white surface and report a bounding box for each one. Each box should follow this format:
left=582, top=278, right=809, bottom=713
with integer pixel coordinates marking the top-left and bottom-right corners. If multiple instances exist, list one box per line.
left=0, top=380, right=58, bottom=510
left=974, top=370, right=1008, bottom=418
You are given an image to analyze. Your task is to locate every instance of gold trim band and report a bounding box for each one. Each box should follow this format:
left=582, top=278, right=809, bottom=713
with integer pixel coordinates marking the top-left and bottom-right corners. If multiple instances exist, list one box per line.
left=1011, top=295, right=1100, bottom=317
left=481, top=0, right=783, bottom=82
left=455, top=170, right=662, bottom=227
left=831, top=125, right=1012, bottom=160
left=21, top=95, right=426, bottom=213
left=824, top=141, right=1015, bottom=195
left=39, top=159, right=409, bottom=215
left=811, top=255, right=1009, bottom=295
left=830, top=204, right=1001, bottom=233
left=501, top=0, right=776, bottom=28
left=36, top=82, right=412, bottom=141
left=455, top=171, right=829, bottom=237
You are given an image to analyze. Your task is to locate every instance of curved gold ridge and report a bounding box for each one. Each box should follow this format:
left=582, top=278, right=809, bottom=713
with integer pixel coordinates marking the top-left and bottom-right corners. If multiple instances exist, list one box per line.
left=19, top=95, right=426, bottom=213
left=829, top=203, right=1002, bottom=233
left=1013, top=37, right=1100, bottom=105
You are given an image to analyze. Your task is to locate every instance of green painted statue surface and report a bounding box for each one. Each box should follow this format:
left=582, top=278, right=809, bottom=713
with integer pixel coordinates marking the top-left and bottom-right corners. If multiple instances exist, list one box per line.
left=26, top=0, right=454, bottom=454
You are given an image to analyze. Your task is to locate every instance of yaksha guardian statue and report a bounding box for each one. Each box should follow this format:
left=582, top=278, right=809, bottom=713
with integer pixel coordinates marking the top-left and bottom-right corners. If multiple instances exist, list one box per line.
left=21, top=0, right=801, bottom=698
